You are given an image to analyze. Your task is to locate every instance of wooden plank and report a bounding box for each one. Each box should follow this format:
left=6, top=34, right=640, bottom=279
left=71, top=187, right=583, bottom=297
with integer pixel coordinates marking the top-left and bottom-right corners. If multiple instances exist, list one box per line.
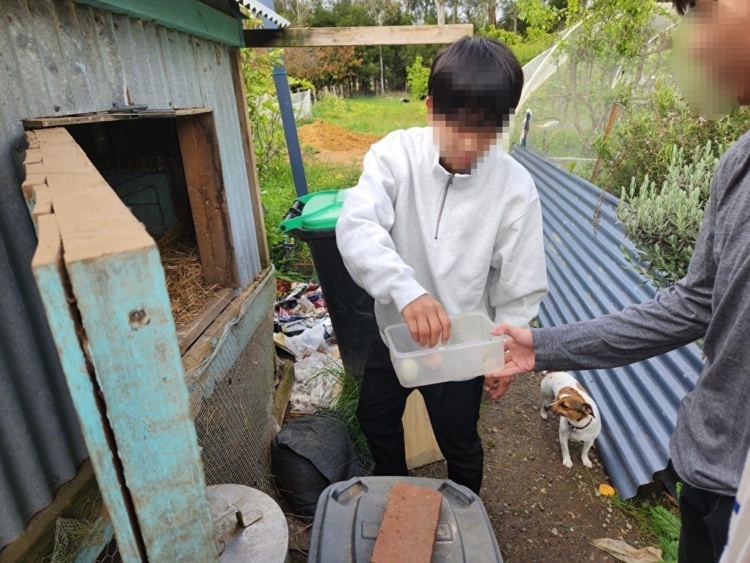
left=23, top=110, right=183, bottom=130
left=29, top=213, right=143, bottom=562
left=176, top=113, right=239, bottom=287
left=182, top=268, right=273, bottom=371
left=35, top=128, right=216, bottom=562
left=243, top=24, right=474, bottom=48
left=177, top=288, right=234, bottom=354
left=174, top=107, right=215, bottom=117
left=230, top=47, right=270, bottom=269
left=23, top=113, right=141, bottom=129
left=272, top=359, right=296, bottom=426
left=30, top=184, right=53, bottom=226
left=404, top=392, right=444, bottom=470
left=74, top=0, right=244, bottom=46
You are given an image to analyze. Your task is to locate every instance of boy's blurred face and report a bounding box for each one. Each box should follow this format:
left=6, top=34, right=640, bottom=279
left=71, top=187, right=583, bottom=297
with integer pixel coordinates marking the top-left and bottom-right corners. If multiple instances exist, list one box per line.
left=681, top=0, right=750, bottom=105
left=426, top=97, right=500, bottom=173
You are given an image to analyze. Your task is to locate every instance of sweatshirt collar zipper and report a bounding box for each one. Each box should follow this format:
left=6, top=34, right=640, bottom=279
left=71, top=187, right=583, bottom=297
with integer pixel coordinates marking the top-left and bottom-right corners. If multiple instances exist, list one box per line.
left=434, top=174, right=454, bottom=240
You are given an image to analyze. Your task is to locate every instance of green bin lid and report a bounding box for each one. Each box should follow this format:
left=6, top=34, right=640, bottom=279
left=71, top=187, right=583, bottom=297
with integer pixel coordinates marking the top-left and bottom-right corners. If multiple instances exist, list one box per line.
left=278, top=190, right=347, bottom=233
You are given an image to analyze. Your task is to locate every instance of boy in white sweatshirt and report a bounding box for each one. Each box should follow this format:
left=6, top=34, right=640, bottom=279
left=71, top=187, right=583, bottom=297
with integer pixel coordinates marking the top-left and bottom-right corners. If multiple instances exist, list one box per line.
left=335, top=36, right=548, bottom=494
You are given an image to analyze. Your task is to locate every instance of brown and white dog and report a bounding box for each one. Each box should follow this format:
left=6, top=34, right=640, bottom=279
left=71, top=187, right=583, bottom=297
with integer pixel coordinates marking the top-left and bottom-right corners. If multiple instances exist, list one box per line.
left=540, top=371, right=601, bottom=469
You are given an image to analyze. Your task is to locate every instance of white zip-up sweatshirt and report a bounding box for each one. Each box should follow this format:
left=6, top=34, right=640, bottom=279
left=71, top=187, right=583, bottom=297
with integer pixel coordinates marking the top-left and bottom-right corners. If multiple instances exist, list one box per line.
left=336, top=126, right=549, bottom=335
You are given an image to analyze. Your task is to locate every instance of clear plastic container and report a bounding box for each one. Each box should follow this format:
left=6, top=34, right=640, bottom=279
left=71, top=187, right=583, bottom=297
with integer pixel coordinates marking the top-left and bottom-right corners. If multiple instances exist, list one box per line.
left=384, top=312, right=506, bottom=388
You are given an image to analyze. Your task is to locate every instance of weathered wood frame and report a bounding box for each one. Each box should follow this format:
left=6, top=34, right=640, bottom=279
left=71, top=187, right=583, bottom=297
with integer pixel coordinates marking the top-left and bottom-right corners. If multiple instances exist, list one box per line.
left=24, top=128, right=216, bottom=561
left=25, top=108, right=242, bottom=320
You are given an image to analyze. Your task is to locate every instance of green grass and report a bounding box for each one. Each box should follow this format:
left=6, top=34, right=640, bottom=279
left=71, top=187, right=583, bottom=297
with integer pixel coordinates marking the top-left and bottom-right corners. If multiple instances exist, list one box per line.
left=612, top=491, right=682, bottom=562
left=313, top=94, right=427, bottom=136
left=261, top=158, right=362, bottom=271
left=262, top=94, right=425, bottom=271
left=314, top=365, right=373, bottom=469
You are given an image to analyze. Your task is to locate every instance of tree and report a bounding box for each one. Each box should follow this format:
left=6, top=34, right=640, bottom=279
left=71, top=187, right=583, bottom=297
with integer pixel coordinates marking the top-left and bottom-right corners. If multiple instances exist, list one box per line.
left=555, top=0, right=673, bottom=142
left=434, top=0, right=446, bottom=25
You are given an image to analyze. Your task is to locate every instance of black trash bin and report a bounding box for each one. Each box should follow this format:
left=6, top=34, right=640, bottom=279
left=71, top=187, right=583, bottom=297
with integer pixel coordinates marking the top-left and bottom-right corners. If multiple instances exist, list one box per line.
left=307, top=476, right=504, bottom=563
left=279, top=190, right=381, bottom=380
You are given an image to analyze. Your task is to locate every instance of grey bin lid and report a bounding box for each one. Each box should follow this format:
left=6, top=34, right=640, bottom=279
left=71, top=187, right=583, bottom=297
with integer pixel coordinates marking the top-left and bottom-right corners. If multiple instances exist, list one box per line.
left=208, top=484, right=289, bottom=562
left=308, top=476, right=503, bottom=563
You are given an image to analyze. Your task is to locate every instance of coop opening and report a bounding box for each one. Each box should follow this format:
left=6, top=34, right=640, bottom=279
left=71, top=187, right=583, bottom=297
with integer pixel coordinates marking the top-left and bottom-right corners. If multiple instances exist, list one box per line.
left=25, top=110, right=238, bottom=348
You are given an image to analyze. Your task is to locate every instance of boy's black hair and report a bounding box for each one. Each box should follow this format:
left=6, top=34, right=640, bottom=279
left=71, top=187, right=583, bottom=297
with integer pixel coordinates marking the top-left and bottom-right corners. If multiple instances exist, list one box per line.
left=427, top=36, right=523, bottom=131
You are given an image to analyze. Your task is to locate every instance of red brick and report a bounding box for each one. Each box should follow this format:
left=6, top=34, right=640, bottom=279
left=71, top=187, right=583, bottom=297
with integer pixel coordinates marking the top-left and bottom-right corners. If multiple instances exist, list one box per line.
left=371, top=483, right=443, bottom=563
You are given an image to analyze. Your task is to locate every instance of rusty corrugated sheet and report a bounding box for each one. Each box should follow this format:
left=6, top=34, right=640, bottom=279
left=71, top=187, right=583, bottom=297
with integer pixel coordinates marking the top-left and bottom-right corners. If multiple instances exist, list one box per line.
left=0, top=0, right=263, bottom=548
left=513, top=146, right=703, bottom=499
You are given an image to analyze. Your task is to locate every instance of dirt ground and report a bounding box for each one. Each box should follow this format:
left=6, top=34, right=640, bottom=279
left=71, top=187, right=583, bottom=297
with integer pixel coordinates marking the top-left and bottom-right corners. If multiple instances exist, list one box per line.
left=298, top=121, right=381, bottom=167
left=281, top=371, right=652, bottom=562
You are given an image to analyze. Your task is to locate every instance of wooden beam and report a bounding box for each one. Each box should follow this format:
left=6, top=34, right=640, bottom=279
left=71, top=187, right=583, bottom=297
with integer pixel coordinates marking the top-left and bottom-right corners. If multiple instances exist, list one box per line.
left=243, top=24, right=474, bottom=48
left=177, top=288, right=233, bottom=354
left=176, top=113, right=239, bottom=287
left=182, top=268, right=273, bottom=372
left=272, top=360, right=295, bottom=427
left=24, top=108, right=212, bottom=130
left=229, top=48, right=270, bottom=269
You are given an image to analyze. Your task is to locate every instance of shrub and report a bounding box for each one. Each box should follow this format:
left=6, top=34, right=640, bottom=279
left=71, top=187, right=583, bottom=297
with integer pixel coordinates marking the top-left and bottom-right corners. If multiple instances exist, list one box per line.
left=617, top=141, right=719, bottom=287
left=595, top=82, right=750, bottom=196
left=406, top=55, right=430, bottom=100
left=289, top=76, right=315, bottom=94
left=479, top=26, right=554, bottom=66
left=242, top=48, right=287, bottom=181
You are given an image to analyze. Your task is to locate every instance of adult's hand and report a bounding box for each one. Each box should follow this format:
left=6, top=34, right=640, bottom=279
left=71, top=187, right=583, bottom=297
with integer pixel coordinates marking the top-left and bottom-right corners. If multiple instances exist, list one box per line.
left=402, top=295, right=451, bottom=348
left=491, top=323, right=536, bottom=377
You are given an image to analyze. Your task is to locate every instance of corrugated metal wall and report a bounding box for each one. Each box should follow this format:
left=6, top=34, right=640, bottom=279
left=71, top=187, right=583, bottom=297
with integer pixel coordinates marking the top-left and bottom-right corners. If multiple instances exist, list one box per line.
left=0, top=0, right=262, bottom=548
left=514, top=146, right=703, bottom=499
left=0, top=0, right=262, bottom=285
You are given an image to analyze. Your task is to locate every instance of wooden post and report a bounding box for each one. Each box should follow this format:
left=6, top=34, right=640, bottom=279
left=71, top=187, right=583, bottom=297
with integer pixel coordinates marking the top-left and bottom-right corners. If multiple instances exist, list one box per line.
left=176, top=113, right=239, bottom=287
left=591, top=102, right=620, bottom=185
left=404, top=393, right=444, bottom=470
left=230, top=48, right=271, bottom=269
left=29, top=129, right=216, bottom=562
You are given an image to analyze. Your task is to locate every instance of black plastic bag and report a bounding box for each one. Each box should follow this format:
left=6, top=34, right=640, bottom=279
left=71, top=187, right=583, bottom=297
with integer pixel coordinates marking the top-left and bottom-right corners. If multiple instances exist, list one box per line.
left=271, top=413, right=365, bottom=518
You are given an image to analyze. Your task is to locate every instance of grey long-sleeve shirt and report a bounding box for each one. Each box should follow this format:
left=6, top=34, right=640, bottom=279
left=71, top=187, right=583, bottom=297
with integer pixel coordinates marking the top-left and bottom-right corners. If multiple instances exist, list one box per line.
left=533, top=131, right=750, bottom=497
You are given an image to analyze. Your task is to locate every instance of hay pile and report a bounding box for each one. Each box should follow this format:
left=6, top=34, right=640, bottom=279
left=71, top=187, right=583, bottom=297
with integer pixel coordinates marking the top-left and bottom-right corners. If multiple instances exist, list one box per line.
left=158, top=224, right=220, bottom=327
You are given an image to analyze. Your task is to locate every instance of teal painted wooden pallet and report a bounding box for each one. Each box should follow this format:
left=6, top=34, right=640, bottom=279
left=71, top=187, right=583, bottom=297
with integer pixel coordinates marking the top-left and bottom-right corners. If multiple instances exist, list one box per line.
left=26, top=128, right=216, bottom=561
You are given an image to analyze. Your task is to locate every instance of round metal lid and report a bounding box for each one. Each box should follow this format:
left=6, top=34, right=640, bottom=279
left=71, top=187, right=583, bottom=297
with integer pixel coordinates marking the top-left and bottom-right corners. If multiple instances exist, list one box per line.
left=208, top=484, right=289, bottom=562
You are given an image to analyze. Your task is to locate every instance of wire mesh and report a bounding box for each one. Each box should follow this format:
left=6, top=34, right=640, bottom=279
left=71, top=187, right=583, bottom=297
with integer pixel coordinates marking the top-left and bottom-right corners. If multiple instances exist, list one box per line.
left=185, top=274, right=277, bottom=494
left=44, top=493, right=114, bottom=563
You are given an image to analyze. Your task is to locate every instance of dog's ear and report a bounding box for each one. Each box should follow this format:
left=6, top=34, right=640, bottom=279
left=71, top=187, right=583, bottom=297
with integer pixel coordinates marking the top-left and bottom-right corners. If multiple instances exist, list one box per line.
left=581, top=403, right=594, bottom=417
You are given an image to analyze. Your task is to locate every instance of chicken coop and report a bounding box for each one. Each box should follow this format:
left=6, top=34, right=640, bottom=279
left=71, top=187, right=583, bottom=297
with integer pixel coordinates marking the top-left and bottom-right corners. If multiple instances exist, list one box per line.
left=0, top=1, right=275, bottom=559
left=0, top=0, right=475, bottom=559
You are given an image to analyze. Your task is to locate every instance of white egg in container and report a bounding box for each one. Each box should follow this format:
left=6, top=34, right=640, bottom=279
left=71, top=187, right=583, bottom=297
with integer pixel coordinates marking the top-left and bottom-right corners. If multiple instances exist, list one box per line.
left=386, top=312, right=506, bottom=388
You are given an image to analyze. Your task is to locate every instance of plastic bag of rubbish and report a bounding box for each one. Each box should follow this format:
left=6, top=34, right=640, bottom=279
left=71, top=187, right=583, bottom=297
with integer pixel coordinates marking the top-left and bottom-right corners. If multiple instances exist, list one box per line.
left=285, top=323, right=328, bottom=360
left=271, top=413, right=365, bottom=518
left=289, top=350, right=342, bottom=414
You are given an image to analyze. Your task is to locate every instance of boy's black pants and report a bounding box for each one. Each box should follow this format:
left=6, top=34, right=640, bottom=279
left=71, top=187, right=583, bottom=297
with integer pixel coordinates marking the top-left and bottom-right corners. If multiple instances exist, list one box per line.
left=357, top=338, right=484, bottom=494
left=678, top=480, right=735, bottom=563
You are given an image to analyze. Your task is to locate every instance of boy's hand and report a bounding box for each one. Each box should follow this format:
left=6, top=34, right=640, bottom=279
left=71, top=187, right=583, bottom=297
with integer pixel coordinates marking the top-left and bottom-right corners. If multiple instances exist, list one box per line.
left=402, top=295, right=451, bottom=348
left=490, top=323, right=536, bottom=377
left=484, top=373, right=515, bottom=400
